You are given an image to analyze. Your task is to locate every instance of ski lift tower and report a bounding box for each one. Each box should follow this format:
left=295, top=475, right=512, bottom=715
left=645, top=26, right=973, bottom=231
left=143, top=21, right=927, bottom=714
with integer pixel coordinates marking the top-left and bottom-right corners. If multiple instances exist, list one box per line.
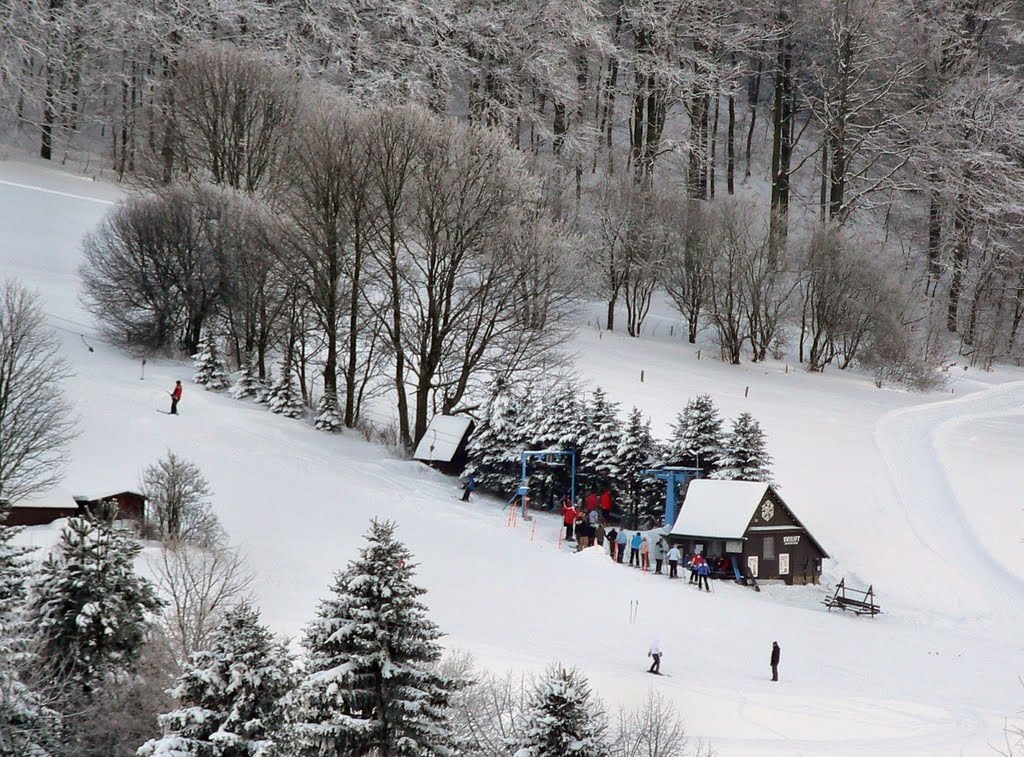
left=643, top=466, right=703, bottom=528
left=520, top=449, right=577, bottom=509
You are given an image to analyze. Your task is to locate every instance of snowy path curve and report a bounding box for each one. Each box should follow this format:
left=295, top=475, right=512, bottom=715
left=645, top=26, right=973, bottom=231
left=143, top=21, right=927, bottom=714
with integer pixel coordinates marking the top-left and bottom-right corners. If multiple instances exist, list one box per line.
left=875, top=380, right=1024, bottom=625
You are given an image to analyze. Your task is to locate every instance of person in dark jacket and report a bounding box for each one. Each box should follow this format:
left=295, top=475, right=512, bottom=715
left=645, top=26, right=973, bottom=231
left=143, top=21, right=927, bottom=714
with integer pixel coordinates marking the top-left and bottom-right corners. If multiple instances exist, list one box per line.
left=169, top=380, right=183, bottom=414
left=771, top=641, right=781, bottom=681
left=607, top=528, right=618, bottom=559
left=461, top=475, right=476, bottom=501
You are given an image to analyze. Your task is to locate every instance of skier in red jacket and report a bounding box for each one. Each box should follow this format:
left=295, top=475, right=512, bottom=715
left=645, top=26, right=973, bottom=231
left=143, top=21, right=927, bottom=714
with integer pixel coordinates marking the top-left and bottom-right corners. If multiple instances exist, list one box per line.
left=170, top=380, right=183, bottom=415
left=561, top=501, right=578, bottom=541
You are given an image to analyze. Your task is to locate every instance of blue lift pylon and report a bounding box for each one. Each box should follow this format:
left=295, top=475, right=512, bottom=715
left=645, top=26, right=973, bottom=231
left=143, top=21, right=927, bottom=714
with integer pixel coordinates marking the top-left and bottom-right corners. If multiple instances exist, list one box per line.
left=643, top=466, right=703, bottom=528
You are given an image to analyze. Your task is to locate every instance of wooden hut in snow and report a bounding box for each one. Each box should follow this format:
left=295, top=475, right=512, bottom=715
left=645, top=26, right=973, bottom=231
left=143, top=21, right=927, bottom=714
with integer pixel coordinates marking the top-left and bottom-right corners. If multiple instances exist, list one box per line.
left=413, top=415, right=475, bottom=476
left=667, top=479, right=828, bottom=585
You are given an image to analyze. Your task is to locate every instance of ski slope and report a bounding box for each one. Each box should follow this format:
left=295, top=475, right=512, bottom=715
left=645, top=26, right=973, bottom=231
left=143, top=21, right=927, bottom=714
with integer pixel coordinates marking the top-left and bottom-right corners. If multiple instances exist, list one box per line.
left=3, top=158, right=1024, bottom=756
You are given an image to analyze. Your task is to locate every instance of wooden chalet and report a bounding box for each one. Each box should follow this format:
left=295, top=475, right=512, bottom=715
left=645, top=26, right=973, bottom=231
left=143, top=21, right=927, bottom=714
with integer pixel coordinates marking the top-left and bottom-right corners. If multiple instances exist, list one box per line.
left=413, top=415, right=475, bottom=476
left=666, top=479, right=828, bottom=585
left=3, top=488, right=146, bottom=528
left=74, top=490, right=147, bottom=524
left=2, top=488, right=80, bottom=527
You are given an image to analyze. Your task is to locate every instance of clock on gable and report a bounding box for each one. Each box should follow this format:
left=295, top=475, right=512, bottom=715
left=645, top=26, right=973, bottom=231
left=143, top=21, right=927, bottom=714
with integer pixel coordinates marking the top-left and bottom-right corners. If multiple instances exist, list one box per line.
left=760, top=500, right=775, bottom=521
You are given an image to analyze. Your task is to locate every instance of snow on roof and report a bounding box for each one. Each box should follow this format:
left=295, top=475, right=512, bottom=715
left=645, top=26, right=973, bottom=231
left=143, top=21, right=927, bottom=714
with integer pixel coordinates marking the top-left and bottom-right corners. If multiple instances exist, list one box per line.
left=73, top=489, right=144, bottom=502
left=668, top=479, right=769, bottom=540
left=9, top=487, right=80, bottom=510
left=413, top=415, right=473, bottom=463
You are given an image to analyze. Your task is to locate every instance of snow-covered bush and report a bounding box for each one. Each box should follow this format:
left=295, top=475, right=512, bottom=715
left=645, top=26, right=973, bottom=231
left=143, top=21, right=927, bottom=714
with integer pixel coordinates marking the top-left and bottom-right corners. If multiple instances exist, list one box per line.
left=512, top=664, right=609, bottom=757
left=193, top=331, right=229, bottom=390
left=288, top=519, right=460, bottom=756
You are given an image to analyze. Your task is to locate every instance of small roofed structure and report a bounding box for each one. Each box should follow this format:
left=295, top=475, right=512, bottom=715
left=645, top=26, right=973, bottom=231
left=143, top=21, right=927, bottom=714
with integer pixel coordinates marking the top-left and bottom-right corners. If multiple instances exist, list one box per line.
left=74, top=490, right=146, bottom=524
left=2, top=488, right=147, bottom=528
left=2, top=488, right=80, bottom=527
left=667, top=479, right=828, bottom=585
left=413, top=415, right=475, bottom=476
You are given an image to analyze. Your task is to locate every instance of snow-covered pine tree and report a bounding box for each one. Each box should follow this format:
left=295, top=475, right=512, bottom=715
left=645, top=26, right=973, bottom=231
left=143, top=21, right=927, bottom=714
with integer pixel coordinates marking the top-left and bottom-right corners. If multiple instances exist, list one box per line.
left=0, top=505, right=62, bottom=755
left=512, top=665, right=609, bottom=757
left=138, top=602, right=294, bottom=757
left=230, top=352, right=265, bottom=401
left=314, top=391, right=343, bottom=432
left=615, top=407, right=661, bottom=529
left=289, top=519, right=459, bottom=757
left=662, top=394, right=724, bottom=475
left=28, top=512, right=164, bottom=691
left=526, top=387, right=587, bottom=508
left=266, top=360, right=304, bottom=419
left=193, top=332, right=230, bottom=391
left=712, top=412, right=774, bottom=483
left=464, top=378, right=526, bottom=495
left=581, top=387, right=621, bottom=491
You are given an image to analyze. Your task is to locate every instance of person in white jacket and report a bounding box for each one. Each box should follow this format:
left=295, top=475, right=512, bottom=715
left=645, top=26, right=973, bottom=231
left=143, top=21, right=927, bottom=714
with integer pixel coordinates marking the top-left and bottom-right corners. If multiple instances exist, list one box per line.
left=648, top=639, right=662, bottom=674
left=667, top=546, right=681, bottom=578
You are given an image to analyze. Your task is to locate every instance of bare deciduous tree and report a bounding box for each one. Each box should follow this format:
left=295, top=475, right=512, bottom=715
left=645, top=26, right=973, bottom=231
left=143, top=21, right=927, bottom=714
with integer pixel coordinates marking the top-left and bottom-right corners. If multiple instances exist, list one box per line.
left=169, top=44, right=301, bottom=194
left=0, top=278, right=77, bottom=502
left=151, top=545, right=255, bottom=663
left=611, top=689, right=697, bottom=757
left=142, top=451, right=223, bottom=547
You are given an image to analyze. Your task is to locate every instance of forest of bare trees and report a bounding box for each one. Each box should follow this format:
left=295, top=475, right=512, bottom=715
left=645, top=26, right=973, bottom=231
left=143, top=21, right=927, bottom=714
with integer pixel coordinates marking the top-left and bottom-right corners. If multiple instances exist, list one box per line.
left=6, top=0, right=1024, bottom=442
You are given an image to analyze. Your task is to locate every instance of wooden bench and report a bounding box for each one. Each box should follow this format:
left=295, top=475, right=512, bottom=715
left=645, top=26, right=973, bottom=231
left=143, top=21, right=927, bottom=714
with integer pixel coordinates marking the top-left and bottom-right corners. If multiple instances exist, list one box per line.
left=822, top=578, right=880, bottom=617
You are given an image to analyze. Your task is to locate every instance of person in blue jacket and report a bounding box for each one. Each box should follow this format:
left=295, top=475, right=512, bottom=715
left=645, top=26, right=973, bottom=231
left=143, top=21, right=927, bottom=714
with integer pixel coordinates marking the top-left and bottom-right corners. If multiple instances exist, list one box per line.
left=697, top=559, right=711, bottom=591
left=461, top=474, right=477, bottom=501
left=629, top=532, right=643, bottom=567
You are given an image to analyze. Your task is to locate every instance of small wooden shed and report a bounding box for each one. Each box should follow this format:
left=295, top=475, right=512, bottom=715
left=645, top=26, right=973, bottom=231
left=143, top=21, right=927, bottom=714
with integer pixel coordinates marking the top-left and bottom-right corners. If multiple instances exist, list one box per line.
left=667, top=479, right=828, bottom=585
left=413, top=415, right=475, bottom=476
left=74, top=491, right=147, bottom=524
left=2, top=488, right=80, bottom=527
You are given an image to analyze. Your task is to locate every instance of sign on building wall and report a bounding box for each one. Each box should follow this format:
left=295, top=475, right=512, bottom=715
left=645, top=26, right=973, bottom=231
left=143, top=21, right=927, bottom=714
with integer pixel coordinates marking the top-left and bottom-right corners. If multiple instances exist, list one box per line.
left=747, top=555, right=759, bottom=578
left=783, top=535, right=800, bottom=545
left=779, top=553, right=790, bottom=575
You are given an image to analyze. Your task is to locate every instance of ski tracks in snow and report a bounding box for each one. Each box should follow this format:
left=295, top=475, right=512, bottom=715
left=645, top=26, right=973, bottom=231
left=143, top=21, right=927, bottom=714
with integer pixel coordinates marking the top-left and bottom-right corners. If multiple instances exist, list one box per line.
left=874, top=380, right=1024, bottom=624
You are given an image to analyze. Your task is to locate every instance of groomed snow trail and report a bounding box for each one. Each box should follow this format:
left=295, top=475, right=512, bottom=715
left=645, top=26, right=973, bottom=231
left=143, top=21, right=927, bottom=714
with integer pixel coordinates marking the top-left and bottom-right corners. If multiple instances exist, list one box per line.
left=875, top=380, right=1024, bottom=625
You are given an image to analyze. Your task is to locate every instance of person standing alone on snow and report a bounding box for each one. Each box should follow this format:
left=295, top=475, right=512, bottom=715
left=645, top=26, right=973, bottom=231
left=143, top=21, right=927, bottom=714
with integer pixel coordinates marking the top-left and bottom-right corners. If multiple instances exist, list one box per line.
left=648, top=640, right=662, bottom=674
left=461, top=474, right=476, bottom=501
left=169, top=380, right=183, bottom=415
left=771, top=641, right=781, bottom=681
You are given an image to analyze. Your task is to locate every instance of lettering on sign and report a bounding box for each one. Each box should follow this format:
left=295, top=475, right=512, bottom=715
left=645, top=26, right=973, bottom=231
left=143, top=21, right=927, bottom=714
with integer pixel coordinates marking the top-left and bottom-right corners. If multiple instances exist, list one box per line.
left=783, top=535, right=801, bottom=545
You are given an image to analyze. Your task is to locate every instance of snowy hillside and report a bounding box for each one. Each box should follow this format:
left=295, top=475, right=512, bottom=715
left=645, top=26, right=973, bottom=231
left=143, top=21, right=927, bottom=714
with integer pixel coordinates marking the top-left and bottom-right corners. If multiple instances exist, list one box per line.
left=4, top=158, right=1024, bottom=755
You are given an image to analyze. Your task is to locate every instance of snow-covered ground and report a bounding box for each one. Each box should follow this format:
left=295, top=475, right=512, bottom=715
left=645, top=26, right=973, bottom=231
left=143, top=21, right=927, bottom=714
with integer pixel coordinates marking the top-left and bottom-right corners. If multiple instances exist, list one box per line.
left=3, top=158, right=1024, bottom=756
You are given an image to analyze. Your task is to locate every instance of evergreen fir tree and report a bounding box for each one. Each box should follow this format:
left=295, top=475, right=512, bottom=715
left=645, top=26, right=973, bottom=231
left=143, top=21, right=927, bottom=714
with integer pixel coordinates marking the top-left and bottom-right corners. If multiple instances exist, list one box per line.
left=314, top=391, right=343, bottom=432
left=289, top=520, right=459, bottom=757
left=512, top=665, right=609, bottom=757
left=525, top=388, right=587, bottom=508
left=230, top=352, right=265, bottom=401
left=28, top=512, right=164, bottom=691
left=463, top=379, right=526, bottom=495
left=615, top=408, right=661, bottom=529
left=0, top=505, right=62, bottom=756
left=138, top=602, right=294, bottom=757
left=712, top=412, right=774, bottom=482
left=266, top=360, right=304, bottom=419
left=662, top=394, right=724, bottom=475
left=193, top=332, right=230, bottom=391
left=580, top=387, right=621, bottom=491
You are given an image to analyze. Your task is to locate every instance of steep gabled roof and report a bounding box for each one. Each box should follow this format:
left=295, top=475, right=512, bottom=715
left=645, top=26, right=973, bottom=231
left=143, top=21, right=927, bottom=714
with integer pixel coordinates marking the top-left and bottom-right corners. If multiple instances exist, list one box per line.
left=413, top=415, right=473, bottom=463
left=668, top=479, right=768, bottom=540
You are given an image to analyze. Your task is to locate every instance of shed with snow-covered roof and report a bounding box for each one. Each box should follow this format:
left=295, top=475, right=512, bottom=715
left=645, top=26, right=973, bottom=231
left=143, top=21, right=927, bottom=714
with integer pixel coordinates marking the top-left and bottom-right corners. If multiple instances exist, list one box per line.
left=413, top=415, right=475, bottom=476
left=667, top=479, right=828, bottom=585
left=2, top=488, right=80, bottom=526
